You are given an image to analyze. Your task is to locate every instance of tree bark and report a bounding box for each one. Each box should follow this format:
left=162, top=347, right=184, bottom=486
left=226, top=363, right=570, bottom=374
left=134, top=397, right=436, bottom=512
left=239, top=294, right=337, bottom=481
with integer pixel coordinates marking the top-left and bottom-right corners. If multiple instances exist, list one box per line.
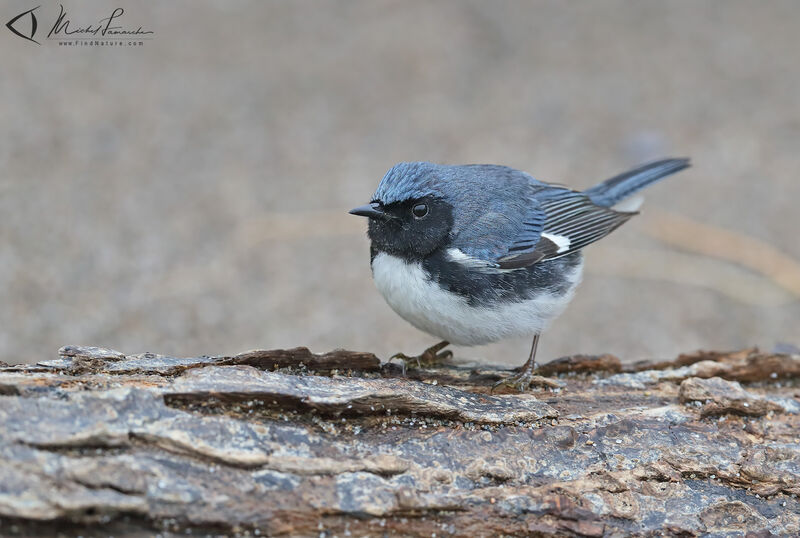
left=0, top=345, right=798, bottom=537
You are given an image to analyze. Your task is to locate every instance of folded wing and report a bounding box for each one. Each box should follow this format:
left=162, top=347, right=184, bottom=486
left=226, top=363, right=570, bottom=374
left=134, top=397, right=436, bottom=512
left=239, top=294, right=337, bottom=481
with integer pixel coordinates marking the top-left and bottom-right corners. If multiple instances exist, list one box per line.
left=496, top=189, right=635, bottom=269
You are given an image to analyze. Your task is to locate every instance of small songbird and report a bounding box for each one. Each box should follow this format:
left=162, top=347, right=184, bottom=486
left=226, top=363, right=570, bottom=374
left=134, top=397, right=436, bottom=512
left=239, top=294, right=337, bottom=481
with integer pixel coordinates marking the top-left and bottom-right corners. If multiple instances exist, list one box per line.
left=350, top=158, right=690, bottom=390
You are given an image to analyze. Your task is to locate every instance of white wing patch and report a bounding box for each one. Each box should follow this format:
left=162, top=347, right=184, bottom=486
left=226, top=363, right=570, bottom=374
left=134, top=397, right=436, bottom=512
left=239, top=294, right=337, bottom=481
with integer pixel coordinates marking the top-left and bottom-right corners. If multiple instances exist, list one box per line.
left=446, top=248, right=518, bottom=273
left=445, top=247, right=482, bottom=265
left=540, top=233, right=571, bottom=254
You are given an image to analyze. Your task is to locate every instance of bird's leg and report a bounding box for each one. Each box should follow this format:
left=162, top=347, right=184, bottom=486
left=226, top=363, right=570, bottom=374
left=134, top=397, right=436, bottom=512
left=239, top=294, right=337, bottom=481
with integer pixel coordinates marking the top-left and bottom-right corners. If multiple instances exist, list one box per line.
left=492, top=334, right=560, bottom=392
left=496, top=334, right=539, bottom=391
left=389, top=340, right=453, bottom=372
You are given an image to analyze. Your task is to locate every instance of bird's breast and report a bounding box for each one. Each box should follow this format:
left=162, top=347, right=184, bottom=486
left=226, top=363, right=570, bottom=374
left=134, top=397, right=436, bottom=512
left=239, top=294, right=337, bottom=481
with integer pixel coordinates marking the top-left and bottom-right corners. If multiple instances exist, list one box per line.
left=370, top=251, right=583, bottom=346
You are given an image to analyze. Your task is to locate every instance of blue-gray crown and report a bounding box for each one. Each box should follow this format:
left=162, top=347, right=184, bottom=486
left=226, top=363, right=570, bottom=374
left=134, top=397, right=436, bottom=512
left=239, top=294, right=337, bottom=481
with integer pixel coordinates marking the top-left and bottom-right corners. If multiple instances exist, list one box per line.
left=373, top=162, right=445, bottom=204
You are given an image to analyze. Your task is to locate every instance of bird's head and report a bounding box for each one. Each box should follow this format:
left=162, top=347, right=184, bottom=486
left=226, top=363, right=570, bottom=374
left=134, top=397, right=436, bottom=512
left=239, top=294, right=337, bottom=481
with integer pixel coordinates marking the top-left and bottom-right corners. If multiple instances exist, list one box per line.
left=349, top=162, right=455, bottom=260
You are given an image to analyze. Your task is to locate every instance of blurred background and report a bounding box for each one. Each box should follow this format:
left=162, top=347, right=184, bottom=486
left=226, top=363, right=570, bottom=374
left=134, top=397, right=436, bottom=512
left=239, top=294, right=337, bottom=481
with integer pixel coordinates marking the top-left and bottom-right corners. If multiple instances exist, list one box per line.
left=2, top=1, right=798, bottom=366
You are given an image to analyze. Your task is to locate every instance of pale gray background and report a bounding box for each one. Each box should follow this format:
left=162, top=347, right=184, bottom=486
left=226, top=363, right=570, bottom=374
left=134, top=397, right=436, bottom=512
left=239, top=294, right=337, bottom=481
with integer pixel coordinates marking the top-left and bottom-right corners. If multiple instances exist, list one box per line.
left=2, top=1, right=798, bottom=366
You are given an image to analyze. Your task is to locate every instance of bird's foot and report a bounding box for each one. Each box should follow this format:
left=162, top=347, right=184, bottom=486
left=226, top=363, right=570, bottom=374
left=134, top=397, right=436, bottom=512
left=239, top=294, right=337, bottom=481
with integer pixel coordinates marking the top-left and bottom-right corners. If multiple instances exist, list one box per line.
left=389, top=341, right=452, bottom=373
left=492, top=370, right=562, bottom=392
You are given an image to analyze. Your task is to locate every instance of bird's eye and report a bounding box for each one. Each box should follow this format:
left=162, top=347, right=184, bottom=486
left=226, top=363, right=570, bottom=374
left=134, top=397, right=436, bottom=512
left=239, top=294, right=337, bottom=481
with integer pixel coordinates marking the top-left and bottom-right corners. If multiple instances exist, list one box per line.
left=412, top=203, right=429, bottom=219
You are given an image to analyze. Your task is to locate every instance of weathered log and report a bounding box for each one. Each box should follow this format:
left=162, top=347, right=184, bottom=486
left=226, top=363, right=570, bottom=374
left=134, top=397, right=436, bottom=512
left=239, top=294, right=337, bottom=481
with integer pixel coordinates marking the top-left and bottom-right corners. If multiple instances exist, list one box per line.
left=0, top=346, right=798, bottom=536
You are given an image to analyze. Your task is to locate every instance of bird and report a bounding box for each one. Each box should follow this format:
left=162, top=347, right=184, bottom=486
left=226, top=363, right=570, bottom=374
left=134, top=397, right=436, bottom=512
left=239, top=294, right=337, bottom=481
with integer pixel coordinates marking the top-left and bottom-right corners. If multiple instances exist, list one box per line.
left=350, top=158, right=690, bottom=390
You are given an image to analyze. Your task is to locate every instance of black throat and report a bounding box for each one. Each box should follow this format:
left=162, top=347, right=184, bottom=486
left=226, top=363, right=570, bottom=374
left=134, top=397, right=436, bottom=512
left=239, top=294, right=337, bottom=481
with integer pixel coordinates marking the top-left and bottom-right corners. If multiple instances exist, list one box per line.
left=367, top=196, right=454, bottom=263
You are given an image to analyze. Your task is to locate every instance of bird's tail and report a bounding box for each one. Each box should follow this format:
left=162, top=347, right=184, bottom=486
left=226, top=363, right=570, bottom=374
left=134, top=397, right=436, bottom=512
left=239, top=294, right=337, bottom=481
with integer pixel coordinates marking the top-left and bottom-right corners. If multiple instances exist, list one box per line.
left=584, top=158, right=690, bottom=208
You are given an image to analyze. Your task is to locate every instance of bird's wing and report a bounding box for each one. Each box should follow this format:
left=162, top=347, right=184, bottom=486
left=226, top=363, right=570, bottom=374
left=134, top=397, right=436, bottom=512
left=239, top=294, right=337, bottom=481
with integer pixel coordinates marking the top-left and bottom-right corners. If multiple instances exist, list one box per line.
left=495, top=189, right=636, bottom=269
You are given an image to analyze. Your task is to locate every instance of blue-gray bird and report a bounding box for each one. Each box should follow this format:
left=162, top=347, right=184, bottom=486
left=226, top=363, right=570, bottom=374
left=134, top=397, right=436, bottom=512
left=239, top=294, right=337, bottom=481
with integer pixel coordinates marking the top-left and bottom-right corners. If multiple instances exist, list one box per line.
left=350, top=158, right=690, bottom=390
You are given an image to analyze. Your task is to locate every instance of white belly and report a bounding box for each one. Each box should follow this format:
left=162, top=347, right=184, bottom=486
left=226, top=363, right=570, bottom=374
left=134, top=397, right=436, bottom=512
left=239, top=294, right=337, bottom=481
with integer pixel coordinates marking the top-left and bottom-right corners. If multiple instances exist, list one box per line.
left=371, top=252, right=583, bottom=346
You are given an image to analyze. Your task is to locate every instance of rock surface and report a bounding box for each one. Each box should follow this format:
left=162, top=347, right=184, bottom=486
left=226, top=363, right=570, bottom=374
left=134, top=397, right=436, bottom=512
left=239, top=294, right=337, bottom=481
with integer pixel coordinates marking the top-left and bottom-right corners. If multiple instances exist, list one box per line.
left=1, top=346, right=799, bottom=536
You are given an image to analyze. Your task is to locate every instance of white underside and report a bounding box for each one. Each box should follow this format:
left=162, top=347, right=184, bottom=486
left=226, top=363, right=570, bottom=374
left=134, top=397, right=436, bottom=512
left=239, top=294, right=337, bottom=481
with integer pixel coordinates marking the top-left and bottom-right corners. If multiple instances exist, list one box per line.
left=371, top=252, right=583, bottom=346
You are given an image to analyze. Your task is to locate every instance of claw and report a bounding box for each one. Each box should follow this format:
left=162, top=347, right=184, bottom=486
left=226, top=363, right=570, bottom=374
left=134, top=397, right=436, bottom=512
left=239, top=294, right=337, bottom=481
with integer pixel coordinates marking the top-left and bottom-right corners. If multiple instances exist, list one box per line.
left=387, top=352, right=411, bottom=375
left=491, top=333, right=562, bottom=392
left=388, top=341, right=452, bottom=373
left=491, top=372, right=562, bottom=392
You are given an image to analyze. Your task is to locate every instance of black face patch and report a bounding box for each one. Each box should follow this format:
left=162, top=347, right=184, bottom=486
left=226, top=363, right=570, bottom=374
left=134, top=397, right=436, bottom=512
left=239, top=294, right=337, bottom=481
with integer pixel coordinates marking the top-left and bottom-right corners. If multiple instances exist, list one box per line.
left=367, top=196, right=454, bottom=261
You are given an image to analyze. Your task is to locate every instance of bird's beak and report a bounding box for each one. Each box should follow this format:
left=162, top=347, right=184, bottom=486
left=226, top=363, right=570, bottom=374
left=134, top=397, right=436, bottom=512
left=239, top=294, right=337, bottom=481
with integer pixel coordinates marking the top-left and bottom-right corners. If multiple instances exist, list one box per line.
left=349, top=202, right=386, bottom=219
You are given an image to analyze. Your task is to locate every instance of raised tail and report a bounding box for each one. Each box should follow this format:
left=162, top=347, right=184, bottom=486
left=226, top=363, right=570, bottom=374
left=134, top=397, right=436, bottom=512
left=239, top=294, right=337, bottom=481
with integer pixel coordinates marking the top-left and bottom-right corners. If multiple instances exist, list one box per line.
left=584, top=158, right=690, bottom=208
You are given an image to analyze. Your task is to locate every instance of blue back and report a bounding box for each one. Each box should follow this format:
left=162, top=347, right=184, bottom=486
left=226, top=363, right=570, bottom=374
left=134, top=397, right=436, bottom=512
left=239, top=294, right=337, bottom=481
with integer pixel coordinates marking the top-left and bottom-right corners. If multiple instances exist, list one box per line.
left=375, top=162, right=550, bottom=261
left=373, top=158, right=689, bottom=263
